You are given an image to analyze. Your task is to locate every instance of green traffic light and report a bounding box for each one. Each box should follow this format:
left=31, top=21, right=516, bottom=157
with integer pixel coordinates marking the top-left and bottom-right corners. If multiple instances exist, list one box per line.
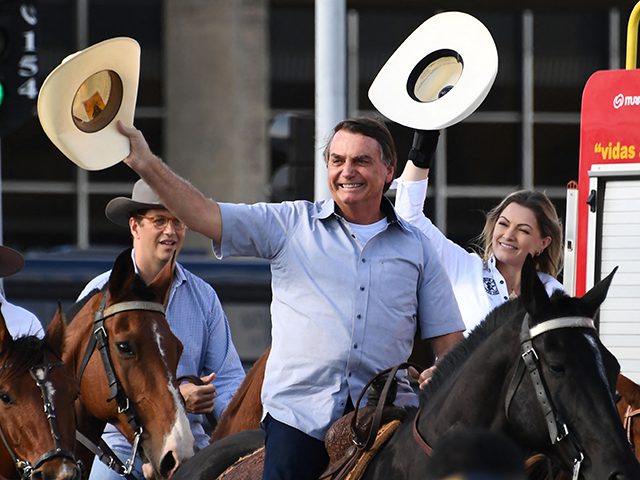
left=0, top=82, right=4, bottom=106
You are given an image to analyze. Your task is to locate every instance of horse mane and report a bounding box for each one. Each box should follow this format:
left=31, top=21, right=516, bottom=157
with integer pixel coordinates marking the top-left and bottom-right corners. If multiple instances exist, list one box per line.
left=65, top=273, right=158, bottom=324
left=420, top=288, right=573, bottom=403
left=0, top=335, right=50, bottom=382
left=420, top=298, right=525, bottom=403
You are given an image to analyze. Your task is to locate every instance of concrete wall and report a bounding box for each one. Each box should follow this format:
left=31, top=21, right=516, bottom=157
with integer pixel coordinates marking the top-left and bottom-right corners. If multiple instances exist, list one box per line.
left=164, top=0, right=270, bottom=252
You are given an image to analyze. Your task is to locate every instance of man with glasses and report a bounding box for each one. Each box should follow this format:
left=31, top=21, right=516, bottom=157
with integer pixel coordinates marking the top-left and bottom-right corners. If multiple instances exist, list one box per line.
left=77, top=179, right=245, bottom=480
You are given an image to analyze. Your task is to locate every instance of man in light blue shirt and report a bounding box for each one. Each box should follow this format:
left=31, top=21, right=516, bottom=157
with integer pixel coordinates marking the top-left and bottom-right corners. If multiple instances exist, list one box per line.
left=117, top=116, right=465, bottom=480
left=78, top=180, right=245, bottom=480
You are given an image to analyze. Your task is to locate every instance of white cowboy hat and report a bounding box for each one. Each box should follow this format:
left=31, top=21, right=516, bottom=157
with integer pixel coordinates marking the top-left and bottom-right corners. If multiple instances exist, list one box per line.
left=368, top=12, right=498, bottom=130
left=38, top=37, right=140, bottom=171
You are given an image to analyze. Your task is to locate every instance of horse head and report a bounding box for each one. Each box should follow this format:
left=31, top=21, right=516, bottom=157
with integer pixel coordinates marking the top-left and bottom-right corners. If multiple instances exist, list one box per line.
left=505, top=255, right=637, bottom=479
left=0, top=305, right=81, bottom=480
left=66, top=248, right=195, bottom=480
left=392, top=255, right=640, bottom=480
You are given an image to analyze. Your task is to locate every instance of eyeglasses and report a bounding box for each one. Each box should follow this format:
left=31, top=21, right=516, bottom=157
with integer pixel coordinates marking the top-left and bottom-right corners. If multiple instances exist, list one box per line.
left=138, top=215, right=187, bottom=231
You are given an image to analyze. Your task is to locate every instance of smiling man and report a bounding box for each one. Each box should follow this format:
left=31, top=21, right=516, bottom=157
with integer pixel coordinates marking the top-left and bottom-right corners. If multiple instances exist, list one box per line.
left=117, top=116, right=465, bottom=480
left=76, top=179, right=245, bottom=480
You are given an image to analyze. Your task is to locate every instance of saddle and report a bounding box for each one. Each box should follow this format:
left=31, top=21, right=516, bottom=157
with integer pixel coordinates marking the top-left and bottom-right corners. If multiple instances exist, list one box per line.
left=215, top=363, right=420, bottom=480
left=320, top=405, right=405, bottom=480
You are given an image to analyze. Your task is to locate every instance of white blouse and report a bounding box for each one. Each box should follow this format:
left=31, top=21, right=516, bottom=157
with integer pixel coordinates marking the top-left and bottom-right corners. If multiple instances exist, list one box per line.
left=392, top=177, right=564, bottom=334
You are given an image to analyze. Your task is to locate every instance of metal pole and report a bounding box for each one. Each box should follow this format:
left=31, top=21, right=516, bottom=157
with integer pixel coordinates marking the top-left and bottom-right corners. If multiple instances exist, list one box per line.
left=609, top=8, right=621, bottom=70
left=314, top=0, right=346, bottom=202
left=347, top=9, right=359, bottom=119
left=522, top=10, right=534, bottom=190
left=626, top=1, right=640, bottom=69
left=76, top=0, right=89, bottom=248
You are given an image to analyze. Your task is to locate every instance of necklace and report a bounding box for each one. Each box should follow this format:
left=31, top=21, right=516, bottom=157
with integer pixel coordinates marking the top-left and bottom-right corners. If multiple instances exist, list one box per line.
left=509, top=289, right=518, bottom=300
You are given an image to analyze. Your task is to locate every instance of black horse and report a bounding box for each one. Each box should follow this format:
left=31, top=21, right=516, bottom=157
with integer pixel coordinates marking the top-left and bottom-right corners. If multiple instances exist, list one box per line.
left=177, top=256, right=640, bottom=480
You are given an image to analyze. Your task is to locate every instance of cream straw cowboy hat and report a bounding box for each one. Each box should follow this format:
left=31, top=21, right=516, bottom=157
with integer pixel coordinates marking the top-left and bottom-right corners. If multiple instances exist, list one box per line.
left=38, top=37, right=140, bottom=171
left=369, top=11, right=498, bottom=130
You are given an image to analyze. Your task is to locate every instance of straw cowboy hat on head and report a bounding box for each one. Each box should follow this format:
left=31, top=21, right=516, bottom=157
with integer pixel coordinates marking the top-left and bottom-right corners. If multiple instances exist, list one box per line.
left=105, top=179, right=165, bottom=227
left=0, top=245, right=25, bottom=278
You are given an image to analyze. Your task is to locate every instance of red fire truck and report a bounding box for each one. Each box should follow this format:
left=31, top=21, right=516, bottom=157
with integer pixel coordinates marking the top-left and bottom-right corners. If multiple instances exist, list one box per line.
left=566, top=3, right=640, bottom=382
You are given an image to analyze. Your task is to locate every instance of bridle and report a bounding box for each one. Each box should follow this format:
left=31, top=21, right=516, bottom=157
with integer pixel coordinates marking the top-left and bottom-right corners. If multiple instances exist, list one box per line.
left=411, top=313, right=596, bottom=480
left=76, top=291, right=165, bottom=478
left=0, top=354, right=80, bottom=480
left=505, top=313, right=597, bottom=480
left=623, top=403, right=640, bottom=450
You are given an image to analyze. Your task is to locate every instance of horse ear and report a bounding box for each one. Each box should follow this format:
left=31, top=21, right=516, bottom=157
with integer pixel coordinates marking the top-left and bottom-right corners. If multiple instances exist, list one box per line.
left=45, top=302, right=66, bottom=358
left=149, top=251, right=175, bottom=306
left=0, top=305, right=13, bottom=353
left=580, top=266, right=617, bottom=318
left=520, top=254, right=551, bottom=319
left=108, top=248, right=136, bottom=300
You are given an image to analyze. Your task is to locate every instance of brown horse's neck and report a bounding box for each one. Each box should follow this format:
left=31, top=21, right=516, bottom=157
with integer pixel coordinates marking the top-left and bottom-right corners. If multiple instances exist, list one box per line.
left=210, top=346, right=270, bottom=443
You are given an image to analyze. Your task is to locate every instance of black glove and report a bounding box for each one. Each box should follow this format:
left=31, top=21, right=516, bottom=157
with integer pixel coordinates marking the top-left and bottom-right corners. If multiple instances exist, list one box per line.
left=407, top=130, right=440, bottom=169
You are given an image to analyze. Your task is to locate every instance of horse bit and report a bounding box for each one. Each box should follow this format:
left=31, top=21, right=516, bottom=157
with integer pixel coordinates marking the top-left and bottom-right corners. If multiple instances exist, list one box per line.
left=506, top=313, right=597, bottom=480
left=76, top=291, right=165, bottom=479
left=0, top=355, right=81, bottom=480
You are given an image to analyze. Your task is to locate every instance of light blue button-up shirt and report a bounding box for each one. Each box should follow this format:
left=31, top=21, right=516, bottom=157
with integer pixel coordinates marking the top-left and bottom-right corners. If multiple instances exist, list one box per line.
left=213, top=197, right=464, bottom=440
left=78, top=254, right=245, bottom=449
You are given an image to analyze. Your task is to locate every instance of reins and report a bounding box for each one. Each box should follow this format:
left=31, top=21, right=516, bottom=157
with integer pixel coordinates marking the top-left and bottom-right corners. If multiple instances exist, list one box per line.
left=75, top=291, right=166, bottom=479
left=0, top=354, right=81, bottom=480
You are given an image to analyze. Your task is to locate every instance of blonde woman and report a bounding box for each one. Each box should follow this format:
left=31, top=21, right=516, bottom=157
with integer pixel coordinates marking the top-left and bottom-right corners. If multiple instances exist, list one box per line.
left=393, top=130, right=564, bottom=335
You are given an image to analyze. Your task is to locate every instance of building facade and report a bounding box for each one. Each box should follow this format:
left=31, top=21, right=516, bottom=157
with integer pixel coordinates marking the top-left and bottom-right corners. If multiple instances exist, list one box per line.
left=1, top=0, right=637, bottom=260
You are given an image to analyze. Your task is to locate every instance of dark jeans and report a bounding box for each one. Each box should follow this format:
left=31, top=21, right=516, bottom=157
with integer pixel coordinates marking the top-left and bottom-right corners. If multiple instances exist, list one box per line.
left=262, top=414, right=330, bottom=480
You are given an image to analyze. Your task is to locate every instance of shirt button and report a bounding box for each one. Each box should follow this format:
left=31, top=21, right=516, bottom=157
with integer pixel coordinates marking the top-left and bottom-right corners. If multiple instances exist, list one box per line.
left=357, top=314, right=362, bottom=319
left=500, top=280, right=504, bottom=284
left=354, top=344, right=358, bottom=349
left=348, top=372, right=352, bottom=377
left=360, top=286, right=365, bottom=291
left=351, top=234, right=356, bottom=238
left=503, top=296, right=508, bottom=300
left=362, top=258, right=366, bottom=263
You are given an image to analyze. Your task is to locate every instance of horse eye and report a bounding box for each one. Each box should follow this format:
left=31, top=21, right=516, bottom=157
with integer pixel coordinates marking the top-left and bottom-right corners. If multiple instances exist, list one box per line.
left=0, top=393, right=13, bottom=405
left=547, top=363, right=565, bottom=375
left=115, top=342, right=135, bottom=356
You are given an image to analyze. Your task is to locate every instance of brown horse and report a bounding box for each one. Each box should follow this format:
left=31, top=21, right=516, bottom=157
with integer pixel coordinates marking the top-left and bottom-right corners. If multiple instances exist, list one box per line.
left=63, top=248, right=196, bottom=479
left=0, top=305, right=82, bottom=480
left=210, top=347, right=269, bottom=443
left=617, top=373, right=640, bottom=459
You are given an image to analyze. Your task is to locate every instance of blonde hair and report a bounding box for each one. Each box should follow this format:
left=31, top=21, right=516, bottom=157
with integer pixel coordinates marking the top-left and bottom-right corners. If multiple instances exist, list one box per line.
left=478, top=190, right=563, bottom=278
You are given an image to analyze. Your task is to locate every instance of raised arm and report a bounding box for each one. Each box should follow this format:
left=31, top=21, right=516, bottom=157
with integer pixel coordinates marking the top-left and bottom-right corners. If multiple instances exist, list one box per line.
left=401, top=129, right=440, bottom=182
left=118, top=121, right=223, bottom=243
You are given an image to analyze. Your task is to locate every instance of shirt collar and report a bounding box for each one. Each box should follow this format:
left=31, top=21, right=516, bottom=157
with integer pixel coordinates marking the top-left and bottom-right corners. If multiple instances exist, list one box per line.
left=131, top=247, right=185, bottom=285
left=312, top=195, right=409, bottom=232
